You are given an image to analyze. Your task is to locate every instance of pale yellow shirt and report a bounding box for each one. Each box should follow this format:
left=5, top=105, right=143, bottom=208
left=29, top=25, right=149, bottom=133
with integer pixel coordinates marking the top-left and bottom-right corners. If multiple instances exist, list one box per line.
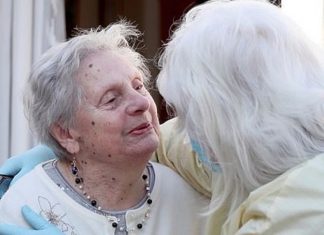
left=222, top=153, right=324, bottom=235
left=153, top=118, right=212, bottom=197
left=153, top=118, right=225, bottom=235
left=154, top=118, right=324, bottom=235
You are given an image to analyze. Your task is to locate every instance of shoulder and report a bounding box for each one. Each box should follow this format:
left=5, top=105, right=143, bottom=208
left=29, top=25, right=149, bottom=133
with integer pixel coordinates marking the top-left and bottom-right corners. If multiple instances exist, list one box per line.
left=0, top=166, right=41, bottom=224
left=1, top=162, right=52, bottom=197
left=150, top=161, right=208, bottom=200
left=223, top=154, right=324, bottom=234
left=1, top=160, right=59, bottom=206
left=154, top=118, right=212, bottom=197
left=149, top=161, right=209, bottom=230
left=159, top=117, right=179, bottom=135
left=249, top=153, right=324, bottom=200
left=157, top=118, right=188, bottom=159
left=150, top=161, right=189, bottom=186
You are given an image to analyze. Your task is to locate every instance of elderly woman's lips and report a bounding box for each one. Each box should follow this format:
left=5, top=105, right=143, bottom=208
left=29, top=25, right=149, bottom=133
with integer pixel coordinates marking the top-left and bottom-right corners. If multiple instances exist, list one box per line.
left=129, top=123, right=152, bottom=134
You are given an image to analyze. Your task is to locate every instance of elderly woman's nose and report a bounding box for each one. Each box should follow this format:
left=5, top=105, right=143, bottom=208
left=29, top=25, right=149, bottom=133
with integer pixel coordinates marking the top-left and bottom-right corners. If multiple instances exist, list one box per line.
left=126, top=91, right=150, bottom=114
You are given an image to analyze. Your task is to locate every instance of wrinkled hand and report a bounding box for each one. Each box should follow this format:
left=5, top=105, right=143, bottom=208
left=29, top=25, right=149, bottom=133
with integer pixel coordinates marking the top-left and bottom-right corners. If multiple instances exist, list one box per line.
left=0, top=145, right=55, bottom=186
left=0, top=205, right=63, bottom=235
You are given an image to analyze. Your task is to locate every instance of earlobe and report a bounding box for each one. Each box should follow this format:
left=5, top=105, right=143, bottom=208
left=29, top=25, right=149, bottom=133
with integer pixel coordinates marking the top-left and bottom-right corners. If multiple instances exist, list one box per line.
left=50, top=123, right=80, bottom=154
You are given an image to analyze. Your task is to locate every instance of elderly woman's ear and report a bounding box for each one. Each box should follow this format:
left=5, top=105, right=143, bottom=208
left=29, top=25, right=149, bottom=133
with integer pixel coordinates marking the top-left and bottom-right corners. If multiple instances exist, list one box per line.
left=50, top=123, right=80, bottom=154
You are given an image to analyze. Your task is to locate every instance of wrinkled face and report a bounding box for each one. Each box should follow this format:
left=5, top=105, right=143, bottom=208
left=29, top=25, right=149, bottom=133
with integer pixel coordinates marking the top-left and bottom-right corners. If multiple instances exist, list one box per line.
left=71, top=50, right=160, bottom=162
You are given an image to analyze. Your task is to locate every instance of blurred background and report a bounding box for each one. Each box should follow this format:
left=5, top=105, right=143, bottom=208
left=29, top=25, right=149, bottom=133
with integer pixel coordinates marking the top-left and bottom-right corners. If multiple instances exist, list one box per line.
left=0, top=0, right=323, bottom=163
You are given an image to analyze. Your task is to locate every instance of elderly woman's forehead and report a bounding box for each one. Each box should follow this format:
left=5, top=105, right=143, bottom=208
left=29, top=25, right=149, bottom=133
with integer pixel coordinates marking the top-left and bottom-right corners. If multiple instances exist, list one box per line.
left=75, top=51, right=141, bottom=83
left=79, top=50, right=136, bottom=69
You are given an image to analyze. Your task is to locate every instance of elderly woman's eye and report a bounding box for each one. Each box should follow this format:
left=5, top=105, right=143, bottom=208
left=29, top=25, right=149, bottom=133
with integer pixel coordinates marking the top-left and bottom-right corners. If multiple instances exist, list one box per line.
left=136, top=84, right=144, bottom=90
left=106, top=97, right=116, bottom=104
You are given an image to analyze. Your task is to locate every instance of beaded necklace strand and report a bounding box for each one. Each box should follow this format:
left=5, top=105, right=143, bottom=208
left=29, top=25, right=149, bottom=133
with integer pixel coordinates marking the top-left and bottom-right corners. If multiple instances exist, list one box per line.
left=71, top=159, right=153, bottom=232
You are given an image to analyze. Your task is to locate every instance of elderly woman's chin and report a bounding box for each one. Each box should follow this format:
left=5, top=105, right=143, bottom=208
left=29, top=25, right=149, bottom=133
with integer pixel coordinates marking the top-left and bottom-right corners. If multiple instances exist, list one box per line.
left=127, top=129, right=160, bottom=157
left=128, top=118, right=160, bottom=154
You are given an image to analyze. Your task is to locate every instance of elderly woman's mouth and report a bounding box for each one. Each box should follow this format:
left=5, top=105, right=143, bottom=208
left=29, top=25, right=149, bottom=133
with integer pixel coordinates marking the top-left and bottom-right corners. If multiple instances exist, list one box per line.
left=128, top=122, right=152, bottom=135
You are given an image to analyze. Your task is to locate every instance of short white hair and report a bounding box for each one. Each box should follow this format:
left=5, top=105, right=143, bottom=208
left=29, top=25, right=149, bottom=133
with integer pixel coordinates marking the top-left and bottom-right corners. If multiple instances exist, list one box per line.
left=25, top=22, right=150, bottom=158
left=157, top=0, right=324, bottom=215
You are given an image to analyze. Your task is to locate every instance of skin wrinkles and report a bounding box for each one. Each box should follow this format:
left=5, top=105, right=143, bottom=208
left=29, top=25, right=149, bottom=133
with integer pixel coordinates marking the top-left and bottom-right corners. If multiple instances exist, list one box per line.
left=70, top=49, right=159, bottom=167
left=54, top=49, right=159, bottom=210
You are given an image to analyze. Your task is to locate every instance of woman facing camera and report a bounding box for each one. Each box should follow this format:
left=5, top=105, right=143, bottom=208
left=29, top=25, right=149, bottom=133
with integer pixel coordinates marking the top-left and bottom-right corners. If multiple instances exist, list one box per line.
left=0, top=23, right=208, bottom=235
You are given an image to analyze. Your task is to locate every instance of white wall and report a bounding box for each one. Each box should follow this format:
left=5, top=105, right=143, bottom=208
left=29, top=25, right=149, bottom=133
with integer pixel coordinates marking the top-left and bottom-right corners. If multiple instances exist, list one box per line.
left=0, top=0, right=66, bottom=164
left=282, top=0, right=324, bottom=46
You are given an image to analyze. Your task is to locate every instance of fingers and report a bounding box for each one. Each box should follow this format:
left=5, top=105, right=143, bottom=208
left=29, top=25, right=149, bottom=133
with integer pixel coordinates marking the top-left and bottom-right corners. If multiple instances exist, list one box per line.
left=0, top=223, right=28, bottom=235
left=21, top=205, right=50, bottom=230
left=11, top=168, right=31, bottom=185
left=0, top=157, right=21, bottom=177
left=0, top=145, right=55, bottom=186
left=0, top=206, right=62, bottom=235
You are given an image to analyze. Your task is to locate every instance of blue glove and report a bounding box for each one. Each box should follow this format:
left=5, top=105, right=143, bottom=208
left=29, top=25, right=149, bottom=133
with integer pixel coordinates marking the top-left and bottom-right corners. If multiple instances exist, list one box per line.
left=0, top=145, right=56, bottom=197
left=0, top=205, right=63, bottom=235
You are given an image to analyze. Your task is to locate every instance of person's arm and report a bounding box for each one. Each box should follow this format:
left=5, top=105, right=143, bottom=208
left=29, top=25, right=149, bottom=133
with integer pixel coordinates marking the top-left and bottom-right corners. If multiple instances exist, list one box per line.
left=0, top=145, right=56, bottom=197
left=152, top=117, right=212, bottom=197
left=0, top=205, right=63, bottom=235
left=222, top=155, right=324, bottom=234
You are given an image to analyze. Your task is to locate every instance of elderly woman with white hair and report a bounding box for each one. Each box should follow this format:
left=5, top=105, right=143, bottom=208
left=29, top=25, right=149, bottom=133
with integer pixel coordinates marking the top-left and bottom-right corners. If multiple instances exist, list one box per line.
left=2, top=0, right=324, bottom=234
left=0, top=22, right=208, bottom=235
left=157, top=0, right=324, bottom=233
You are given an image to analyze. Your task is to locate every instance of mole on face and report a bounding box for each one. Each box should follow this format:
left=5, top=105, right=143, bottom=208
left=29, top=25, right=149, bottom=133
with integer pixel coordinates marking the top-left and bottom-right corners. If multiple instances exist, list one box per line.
left=91, top=121, right=95, bottom=126
left=112, top=177, right=116, bottom=181
left=89, top=64, right=93, bottom=68
left=107, top=154, right=111, bottom=158
left=77, top=137, right=85, bottom=144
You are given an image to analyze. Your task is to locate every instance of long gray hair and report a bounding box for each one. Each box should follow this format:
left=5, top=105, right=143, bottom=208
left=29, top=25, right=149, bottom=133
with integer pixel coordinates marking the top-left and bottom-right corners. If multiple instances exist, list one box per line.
left=24, top=22, right=150, bottom=158
left=157, top=0, right=324, bottom=215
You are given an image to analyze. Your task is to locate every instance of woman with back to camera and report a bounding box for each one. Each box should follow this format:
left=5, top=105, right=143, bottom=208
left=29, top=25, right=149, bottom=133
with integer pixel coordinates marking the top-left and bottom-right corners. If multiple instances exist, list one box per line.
left=157, top=0, right=324, bottom=233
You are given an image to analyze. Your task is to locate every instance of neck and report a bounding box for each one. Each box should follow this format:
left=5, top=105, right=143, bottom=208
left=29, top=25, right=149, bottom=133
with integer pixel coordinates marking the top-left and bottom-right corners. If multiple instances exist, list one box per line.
left=57, top=156, right=150, bottom=210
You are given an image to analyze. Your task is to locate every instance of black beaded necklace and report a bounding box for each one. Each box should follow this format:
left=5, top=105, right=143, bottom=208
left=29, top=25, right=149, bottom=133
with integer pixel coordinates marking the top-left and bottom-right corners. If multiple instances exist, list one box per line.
left=70, top=159, right=153, bottom=232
